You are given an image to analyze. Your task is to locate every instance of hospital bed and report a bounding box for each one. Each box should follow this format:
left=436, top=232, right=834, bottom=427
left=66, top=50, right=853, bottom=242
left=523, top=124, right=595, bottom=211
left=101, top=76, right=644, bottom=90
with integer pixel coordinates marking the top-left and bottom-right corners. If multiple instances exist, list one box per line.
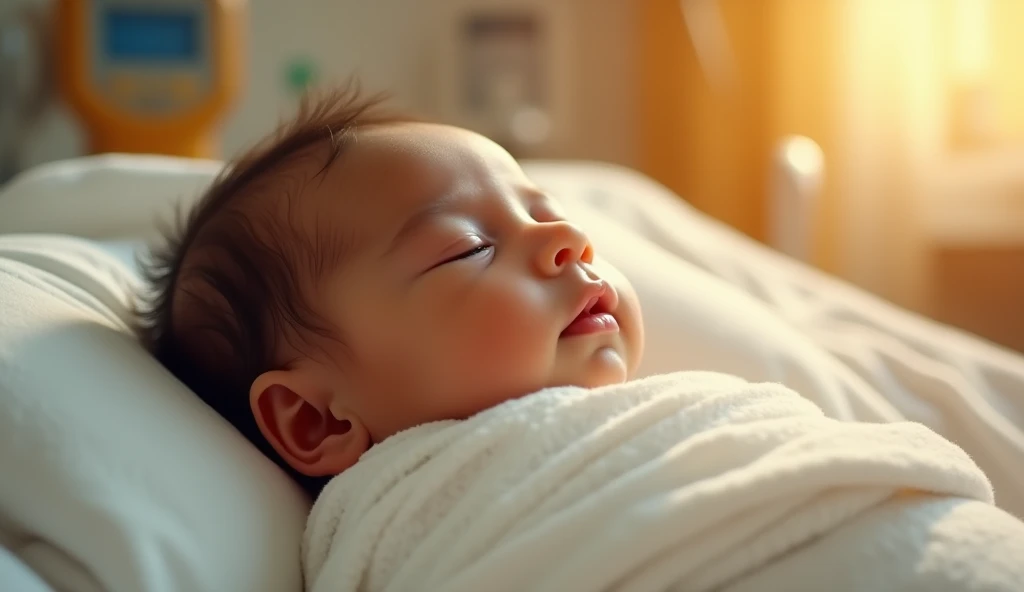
left=1, top=154, right=1023, bottom=592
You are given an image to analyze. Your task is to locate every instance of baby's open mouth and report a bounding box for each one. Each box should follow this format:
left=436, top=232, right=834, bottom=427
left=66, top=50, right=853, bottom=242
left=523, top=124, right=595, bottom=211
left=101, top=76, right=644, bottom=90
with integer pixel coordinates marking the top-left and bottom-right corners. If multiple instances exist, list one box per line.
left=561, top=290, right=618, bottom=338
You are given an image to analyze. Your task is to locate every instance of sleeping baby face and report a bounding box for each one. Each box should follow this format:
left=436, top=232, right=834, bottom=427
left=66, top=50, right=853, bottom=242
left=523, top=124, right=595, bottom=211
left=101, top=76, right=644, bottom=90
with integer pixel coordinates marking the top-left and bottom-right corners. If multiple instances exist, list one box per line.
left=249, top=122, right=644, bottom=476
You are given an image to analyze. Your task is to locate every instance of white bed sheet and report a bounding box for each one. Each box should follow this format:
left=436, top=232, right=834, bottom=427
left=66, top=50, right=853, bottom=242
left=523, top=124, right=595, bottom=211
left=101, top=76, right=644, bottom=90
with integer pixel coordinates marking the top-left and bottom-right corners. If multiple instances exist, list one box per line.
left=1, top=155, right=1023, bottom=592
left=4, top=155, right=1023, bottom=518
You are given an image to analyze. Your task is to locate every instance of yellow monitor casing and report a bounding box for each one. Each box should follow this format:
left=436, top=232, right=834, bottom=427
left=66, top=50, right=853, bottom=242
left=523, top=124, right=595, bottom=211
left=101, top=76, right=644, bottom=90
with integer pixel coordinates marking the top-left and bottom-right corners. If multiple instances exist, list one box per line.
left=55, top=0, right=245, bottom=158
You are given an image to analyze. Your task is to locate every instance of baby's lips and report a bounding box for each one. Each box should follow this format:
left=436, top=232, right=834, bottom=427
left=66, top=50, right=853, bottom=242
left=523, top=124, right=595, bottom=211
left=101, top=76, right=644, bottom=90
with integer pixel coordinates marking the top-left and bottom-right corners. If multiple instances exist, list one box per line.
left=563, top=280, right=611, bottom=334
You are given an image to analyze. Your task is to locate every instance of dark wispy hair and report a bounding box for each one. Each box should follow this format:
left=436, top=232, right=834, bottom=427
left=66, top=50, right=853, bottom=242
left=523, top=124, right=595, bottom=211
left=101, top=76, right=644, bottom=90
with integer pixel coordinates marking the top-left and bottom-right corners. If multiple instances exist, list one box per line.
left=133, top=82, right=413, bottom=496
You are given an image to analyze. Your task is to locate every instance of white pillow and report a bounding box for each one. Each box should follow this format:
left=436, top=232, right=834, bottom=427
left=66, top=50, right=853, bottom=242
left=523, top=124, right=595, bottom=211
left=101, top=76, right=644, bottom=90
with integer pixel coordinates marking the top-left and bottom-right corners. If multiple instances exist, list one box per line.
left=0, top=234, right=309, bottom=592
left=0, top=154, right=221, bottom=242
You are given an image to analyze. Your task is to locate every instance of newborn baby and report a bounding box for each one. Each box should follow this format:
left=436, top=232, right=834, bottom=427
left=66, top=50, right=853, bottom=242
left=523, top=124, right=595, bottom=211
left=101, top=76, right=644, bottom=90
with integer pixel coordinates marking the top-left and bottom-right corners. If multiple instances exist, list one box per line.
left=136, top=84, right=644, bottom=492
left=137, top=85, right=1024, bottom=591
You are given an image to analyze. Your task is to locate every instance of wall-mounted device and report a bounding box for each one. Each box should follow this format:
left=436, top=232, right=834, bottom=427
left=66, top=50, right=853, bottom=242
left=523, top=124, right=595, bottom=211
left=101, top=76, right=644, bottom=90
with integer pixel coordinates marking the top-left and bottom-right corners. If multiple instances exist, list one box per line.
left=54, top=0, right=246, bottom=158
left=431, top=0, right=575, bottom=157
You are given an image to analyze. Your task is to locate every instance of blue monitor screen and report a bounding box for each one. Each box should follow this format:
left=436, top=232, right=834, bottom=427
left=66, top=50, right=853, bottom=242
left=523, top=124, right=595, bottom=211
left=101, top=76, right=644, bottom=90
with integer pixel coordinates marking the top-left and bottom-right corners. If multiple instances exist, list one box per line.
left=104, top=10, right=199, bottom=62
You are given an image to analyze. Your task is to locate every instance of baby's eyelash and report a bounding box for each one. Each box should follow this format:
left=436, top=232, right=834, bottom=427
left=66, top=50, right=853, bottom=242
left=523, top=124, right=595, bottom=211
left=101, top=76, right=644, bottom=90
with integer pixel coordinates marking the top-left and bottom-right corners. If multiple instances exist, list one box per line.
left=431, top=244, right=493, bottom=270
left=455, top=245, right=491, bottom=260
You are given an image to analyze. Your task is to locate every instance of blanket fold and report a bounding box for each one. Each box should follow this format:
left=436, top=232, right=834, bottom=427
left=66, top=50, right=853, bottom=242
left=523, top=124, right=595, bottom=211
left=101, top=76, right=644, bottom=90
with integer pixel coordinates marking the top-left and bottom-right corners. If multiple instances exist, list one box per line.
left=304, top=372, right=998, bottom=592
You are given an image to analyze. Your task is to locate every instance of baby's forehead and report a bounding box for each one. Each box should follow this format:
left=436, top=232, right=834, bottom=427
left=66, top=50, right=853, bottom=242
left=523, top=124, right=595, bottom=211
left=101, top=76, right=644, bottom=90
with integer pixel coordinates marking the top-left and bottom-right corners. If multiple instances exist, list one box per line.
left=306, top=123, right=525, bottom=232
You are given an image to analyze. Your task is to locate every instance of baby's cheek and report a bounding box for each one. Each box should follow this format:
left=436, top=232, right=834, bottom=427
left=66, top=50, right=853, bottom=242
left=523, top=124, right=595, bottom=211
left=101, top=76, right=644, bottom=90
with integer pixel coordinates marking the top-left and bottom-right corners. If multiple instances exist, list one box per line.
left=453, top=285, right=554, bottom=369
left=593, top=258, right=645, bottom=373
left=619, top=290, right=645, bottom=376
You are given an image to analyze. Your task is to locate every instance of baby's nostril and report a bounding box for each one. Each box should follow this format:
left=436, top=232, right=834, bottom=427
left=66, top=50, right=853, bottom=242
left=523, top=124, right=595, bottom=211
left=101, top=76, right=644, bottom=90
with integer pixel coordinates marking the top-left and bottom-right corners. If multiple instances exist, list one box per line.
left=554, top=248, right=572, bottom=267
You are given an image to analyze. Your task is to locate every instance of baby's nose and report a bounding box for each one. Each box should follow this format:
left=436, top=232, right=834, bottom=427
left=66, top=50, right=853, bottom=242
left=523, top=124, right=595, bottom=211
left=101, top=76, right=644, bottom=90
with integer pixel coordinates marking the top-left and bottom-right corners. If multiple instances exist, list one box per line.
left=535, top=221, right=594, bottom=276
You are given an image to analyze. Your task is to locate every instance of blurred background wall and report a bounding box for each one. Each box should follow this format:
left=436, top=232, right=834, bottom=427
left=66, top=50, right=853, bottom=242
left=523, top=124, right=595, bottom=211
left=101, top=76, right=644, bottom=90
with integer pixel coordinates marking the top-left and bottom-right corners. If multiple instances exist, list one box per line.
left=6, top=0, right=640, bottom=169
left=2, top=0, right=1022, bottom=350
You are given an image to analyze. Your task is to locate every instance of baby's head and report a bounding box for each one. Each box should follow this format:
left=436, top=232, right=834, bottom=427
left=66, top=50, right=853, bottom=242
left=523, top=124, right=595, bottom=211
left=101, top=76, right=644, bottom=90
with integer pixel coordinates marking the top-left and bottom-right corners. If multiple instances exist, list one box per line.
left=136, top=85, right=644, bottom=494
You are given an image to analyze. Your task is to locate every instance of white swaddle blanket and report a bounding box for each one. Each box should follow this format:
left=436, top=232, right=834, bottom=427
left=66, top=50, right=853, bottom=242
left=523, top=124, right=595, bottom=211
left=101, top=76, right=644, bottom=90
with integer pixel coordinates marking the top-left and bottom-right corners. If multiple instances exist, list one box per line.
left=304, top=372, right=1021, bottom=592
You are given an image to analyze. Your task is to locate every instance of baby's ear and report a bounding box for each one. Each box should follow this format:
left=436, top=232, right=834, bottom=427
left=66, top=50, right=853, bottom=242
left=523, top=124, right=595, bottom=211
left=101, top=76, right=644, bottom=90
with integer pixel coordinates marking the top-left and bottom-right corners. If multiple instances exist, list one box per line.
left=250, top=370, right=370, bottom=476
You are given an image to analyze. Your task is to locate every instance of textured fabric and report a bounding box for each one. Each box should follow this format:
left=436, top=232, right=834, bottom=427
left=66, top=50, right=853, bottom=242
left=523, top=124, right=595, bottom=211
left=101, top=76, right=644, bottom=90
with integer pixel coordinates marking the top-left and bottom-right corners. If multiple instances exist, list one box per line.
left=305, top=372, right=1015, bottom=592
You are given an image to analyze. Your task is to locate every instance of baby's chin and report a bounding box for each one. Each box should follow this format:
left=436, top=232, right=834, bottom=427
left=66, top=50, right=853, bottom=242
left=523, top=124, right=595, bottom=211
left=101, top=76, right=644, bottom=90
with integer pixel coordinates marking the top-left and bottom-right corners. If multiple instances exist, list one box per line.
left=557, top=346, right=631, bottom=390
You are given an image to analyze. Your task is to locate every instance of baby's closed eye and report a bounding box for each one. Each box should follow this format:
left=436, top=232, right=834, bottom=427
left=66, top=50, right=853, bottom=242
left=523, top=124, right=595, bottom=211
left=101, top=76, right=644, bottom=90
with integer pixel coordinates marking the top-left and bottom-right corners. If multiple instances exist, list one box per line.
left=436, top=244, right=493, bottom=267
